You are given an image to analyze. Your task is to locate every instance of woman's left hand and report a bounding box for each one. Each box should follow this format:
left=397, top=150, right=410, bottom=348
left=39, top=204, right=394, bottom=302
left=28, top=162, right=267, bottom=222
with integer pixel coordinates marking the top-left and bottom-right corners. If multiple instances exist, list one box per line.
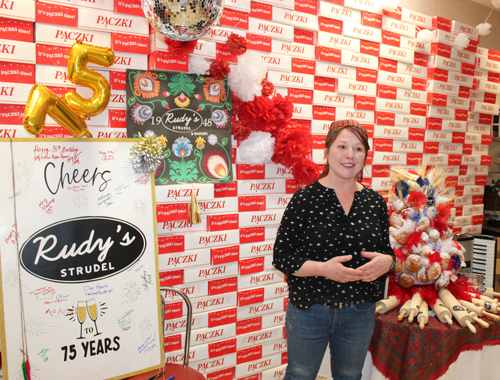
left=357, top=251, right=393, bottom=282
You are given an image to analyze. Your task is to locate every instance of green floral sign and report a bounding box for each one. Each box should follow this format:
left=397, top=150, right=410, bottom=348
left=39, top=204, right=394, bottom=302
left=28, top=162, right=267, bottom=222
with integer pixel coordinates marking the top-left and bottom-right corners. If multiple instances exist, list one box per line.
left=126, top=69, right=233, bottom=185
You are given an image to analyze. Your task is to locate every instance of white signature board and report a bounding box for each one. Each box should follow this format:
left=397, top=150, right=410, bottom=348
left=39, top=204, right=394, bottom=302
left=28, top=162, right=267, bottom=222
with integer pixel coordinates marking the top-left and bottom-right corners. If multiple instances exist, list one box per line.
left=0, top=138, right=163, bottom=380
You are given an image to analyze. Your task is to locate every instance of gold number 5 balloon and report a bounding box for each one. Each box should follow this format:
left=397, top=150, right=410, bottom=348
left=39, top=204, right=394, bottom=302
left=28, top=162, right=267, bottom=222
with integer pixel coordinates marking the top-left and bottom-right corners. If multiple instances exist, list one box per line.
left=23, top=40, right=115, bottom=138
left=65, top=41, right=115, bottom=117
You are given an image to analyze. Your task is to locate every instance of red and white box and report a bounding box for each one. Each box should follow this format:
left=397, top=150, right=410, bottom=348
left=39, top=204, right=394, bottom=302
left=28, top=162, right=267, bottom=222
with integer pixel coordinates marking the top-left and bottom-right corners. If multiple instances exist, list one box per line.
left=335, top=107, right=375, bottom=123
left=400, top=36, right=431, bottom=55
left=382, top=16, right=415, bottom=38
left=248, top=18, right=294, bottom=41
left=237, top=179, right=287, bottom=195
left=376, top=98, right=410, bottom=114
left=239, top=209, right=284, bottom=228
left=239, top=241, right=274, bottom=259
left=467, top=123, right=491, bottom=135
left=235, top=353, right=283, bottom=378
left=377, top=71, right=412, bottom=88
left=183, top=229, right=240, bottom=251
left=313, top=91, right=355, bottom=107
left=373, top=138, right=424, bottom=153
left=337, top=78, right=377, bottom=95
left=0, top=0, right=35, bottom=22
left=260, top=52, right=292, bottom=71
left=343, top=0, right=381, bottom=13
left=428, top=55, right=461, bottom=72
left=44, top=0, right=114, bottom=11
left=272, top=6, right=319, bottom=31
left=0, top=62, right=34, bottom=84
left=451, top=20, right=479, bottom=40
left=202, top=26, right=246, bottom=44
left=394, top=114, right=426, bottom=128
left=272, top=40, right=315, bottom=59
left=401, top=8, right=432, bottom=28
left=0, top=126, right=31, bottom=138
left=0, top=38, right=35, bottom=64
left=238, top=270, right=285, bottom=290
left=236, top=325, right=284, bottom=348
left=318, top=2, right=361, bottom=23
left=77, top=7, right=149, bottom=35
left=450, top=48, right=475, bottom=64
left=292, top=104, right=313, bottom=119
left=149, top=50, right=188, bottom=72
left=316, top=31, right=360, bottom=52
left=195, top=353, right=237, bottom=375
left=315, top=61, right=356, bottom=79
left=425, top=130, right=453, bottom=142
left=35, top=23, right=111, bottom=47
left=267, top=70, right=314, bottom=89
left=0, top=18, right=34, bottom=43
left=340, top=50, right=379, bottom=69
left=471, top=101, right=500, bottom=115
left=477, top=80, right=500, bottom=94
left=371, top=151, right=422, bottom=165
left=398, top=62, right=427, bottom=79
left=379, top=44, right=414, bottom=64
left=0, top=83, right=33, bottom=104
left=343, top=21, right=381, bottom=43
left=426, top=80, right=459, bottom=96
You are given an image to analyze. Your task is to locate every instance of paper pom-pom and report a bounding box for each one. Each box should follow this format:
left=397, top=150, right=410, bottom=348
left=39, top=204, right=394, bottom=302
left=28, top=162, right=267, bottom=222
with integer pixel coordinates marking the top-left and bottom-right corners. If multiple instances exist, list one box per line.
left=493, top=0, right=500, bottom=8
left=453, top=33, right=469, bottom=50
left=272, top=123, right=312, bottom=168
left=291, top=159, right=322, bottom=186
left=130, top=131, right=164, bottom=174
left=238, top=131, right=275, bottom=166
left=238, top=95, right=277, bottom=134
left=381, top=0, right=398, bottom=11
left=226, top=32, right=248, bottom=56
left=416, top=29, right=434, bottom=44
left=272, top=93, right=294, bottom=127
left=476, top=22, right=492, bottom=36
left=164, top=38, right=197, bottom=56
left=189, top=55, right=210, bottom=75
left=261, top=79, right=275, bottom=97
left=209, top=58, right=231, bottom=80
left=231, top=92, right=242, bottom=116
left=231, top=119, right=252, bottom=141
left=228, top=50, right=267, bottom=102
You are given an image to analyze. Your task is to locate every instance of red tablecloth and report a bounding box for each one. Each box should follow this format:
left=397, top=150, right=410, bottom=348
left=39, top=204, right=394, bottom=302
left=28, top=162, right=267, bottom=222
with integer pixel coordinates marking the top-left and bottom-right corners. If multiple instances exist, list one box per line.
left=369, top=309, right=500, bottom=380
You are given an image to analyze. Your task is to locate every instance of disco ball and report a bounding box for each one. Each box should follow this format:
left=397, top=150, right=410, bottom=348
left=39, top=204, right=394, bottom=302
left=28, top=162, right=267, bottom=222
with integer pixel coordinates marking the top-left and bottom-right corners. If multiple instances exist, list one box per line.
left=142, top=0, right=225, bottom=41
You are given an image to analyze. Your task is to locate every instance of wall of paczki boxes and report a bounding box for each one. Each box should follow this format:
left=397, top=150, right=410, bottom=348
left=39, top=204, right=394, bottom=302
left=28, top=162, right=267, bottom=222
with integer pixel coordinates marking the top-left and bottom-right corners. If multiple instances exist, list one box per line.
left=1, top=0, right=499, bottom=379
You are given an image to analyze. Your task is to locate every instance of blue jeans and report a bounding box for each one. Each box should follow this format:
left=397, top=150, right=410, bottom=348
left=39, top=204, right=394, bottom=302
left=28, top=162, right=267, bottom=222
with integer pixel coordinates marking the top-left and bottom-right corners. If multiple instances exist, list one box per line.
left=284, top=302, right=375, bottom=380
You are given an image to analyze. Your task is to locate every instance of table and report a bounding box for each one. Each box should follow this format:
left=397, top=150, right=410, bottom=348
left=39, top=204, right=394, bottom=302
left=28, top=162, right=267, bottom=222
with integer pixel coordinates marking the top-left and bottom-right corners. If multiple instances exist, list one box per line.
left=366, top=309, right=500, bottom=380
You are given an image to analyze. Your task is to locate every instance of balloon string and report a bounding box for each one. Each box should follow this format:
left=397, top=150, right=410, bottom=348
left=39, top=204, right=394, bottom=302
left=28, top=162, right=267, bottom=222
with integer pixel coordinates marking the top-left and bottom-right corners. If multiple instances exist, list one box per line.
left=485, top=8, right=494, bottom=23
left=9, top=140, right=30, bottom=363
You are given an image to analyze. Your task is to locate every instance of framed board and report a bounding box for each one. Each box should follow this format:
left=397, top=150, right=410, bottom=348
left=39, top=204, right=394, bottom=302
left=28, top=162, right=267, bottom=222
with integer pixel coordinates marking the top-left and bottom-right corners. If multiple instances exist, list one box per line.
left=0, top=138, right=163, bottom=380
left=126, top=69, right=233, bottom=185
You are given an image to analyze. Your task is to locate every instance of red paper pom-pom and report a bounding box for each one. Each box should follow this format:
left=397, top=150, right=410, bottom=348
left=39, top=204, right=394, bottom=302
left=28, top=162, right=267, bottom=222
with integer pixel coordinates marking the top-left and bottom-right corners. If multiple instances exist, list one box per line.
left=291, top=159, right=322, bottom=186
left=261, top=79, right=275, bottom=97
left=272, top=93, right=294, bottom=126
left=231, top=120, right=251, bottom=141
left=272, top=122, right=312, bottom=168
left=226, top=32, right=248, bottom=56
left=164, top=37, right=198, bottom=56
left=238, top=95, right=277, bottom=134
left=209, top=58, right=231, bottom=80
left=231, top=92, right=243, bottom=115
left=405, top=229, right=423, bottom=250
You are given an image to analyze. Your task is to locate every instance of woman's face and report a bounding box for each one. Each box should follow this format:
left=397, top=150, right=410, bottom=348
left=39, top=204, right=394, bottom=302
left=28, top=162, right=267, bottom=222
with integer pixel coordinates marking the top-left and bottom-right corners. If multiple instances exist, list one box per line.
left=324, top=129, right=366, bottom=181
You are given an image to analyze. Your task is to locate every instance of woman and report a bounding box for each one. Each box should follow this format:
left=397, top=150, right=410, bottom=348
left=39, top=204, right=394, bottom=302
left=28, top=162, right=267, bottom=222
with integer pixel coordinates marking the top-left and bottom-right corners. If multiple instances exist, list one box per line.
left=273, top=119, right=395, bottom=380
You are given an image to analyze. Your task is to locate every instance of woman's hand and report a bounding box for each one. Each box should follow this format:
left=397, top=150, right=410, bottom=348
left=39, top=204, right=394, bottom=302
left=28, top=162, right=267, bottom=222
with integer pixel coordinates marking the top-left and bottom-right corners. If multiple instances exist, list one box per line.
left=357, top=251, right=393, bottom=282
left=322, top=255, right=365, bottom=283
left=292, top=256, right=364, bottom=283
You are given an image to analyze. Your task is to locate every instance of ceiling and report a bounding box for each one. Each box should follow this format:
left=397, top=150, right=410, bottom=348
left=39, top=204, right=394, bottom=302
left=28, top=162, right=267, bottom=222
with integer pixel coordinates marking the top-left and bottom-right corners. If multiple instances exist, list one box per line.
left=468, top=0, right=500, bottom=11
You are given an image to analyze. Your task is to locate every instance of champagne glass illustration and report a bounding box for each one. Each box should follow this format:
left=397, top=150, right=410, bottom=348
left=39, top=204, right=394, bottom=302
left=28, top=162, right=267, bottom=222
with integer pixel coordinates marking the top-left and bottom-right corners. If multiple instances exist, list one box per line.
left=77, top=301, right=86, bottom=339
left=87, top=299, right=101, bottom=336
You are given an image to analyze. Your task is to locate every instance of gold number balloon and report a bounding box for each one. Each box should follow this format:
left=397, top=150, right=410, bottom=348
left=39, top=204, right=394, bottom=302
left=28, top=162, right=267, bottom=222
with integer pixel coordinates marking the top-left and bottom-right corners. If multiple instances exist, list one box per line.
left=65, top=40, right=115, bottom=117
left=23, top=84, right=92, bottom=138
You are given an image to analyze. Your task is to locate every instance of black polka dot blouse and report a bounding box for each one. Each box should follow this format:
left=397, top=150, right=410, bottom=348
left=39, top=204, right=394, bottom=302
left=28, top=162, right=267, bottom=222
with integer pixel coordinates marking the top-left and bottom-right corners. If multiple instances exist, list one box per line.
left=273, top=181, right=395, bottom=309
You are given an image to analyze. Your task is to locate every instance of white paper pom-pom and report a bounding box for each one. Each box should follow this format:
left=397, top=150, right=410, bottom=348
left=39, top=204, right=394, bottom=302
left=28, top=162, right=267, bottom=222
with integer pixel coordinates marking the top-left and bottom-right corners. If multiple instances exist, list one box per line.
left=492, top=0, right=500, bottom=8
left=453, top=33, right=470, bottom=50
left=416, top=29, right=434, bottom=44
left=188, top=55, right=210, bottom=75
left=476, top=22, right=492, bottom=36
left=228, top=50, right=267, bottom=102
left=238, top=131, right=275, bottom=166
left=381, top=0, right=398, bottom=11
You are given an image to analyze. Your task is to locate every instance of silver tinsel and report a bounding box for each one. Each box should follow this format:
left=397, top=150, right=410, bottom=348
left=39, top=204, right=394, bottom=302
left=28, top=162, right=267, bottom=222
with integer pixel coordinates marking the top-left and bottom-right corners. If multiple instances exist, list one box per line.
left=130, top=131, right=164, bottom=174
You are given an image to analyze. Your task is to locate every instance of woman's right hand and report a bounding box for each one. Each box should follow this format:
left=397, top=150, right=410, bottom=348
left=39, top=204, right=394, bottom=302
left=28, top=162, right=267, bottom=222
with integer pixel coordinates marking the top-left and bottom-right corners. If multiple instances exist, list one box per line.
left=293, top=255, right=364, bottom=283
left=321, top=255, right=364, bottom=283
